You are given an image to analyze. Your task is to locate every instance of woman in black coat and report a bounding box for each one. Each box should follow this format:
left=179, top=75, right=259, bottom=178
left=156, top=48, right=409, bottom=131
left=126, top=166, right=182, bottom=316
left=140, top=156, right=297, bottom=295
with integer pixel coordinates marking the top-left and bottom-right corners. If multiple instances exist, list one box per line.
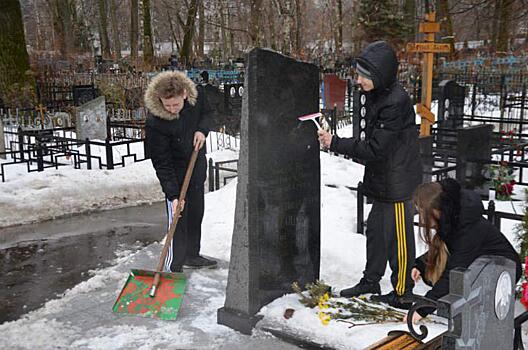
left=407, top=178, right=521, bottom=323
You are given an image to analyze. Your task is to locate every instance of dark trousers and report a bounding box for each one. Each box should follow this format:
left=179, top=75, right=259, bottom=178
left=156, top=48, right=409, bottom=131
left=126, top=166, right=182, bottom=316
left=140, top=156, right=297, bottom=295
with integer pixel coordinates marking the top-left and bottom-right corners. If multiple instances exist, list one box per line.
left=163, top=185, right=204, bottom=271
left=364, top=199, right=415, bottom=296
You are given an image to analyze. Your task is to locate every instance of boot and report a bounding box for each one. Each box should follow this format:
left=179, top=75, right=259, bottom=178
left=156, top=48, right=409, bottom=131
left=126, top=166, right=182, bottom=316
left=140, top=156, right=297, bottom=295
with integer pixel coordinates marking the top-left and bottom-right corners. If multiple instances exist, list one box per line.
left=340, top=277, right=381, bottom=298
left=370, top=291, right=413, bottom=310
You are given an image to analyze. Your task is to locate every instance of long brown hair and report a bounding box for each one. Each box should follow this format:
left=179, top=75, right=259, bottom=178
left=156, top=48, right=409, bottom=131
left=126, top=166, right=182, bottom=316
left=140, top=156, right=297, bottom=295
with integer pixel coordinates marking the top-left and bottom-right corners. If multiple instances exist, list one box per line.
left=413, top=182, right=449, bottom=284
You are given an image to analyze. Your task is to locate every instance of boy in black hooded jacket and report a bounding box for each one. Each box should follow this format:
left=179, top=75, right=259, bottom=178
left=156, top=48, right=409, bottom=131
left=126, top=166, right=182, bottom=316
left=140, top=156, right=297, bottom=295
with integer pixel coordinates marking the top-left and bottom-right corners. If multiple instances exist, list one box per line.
left=144, top=71, right=217, bottom=272
left=319, top=41, right=422, bottom=308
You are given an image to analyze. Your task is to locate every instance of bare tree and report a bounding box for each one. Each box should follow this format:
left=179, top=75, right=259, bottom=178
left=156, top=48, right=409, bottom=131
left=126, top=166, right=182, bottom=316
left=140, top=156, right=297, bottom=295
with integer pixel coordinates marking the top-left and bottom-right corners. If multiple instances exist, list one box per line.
left=48, top=0, right=77, bottom=56
left=335, top=0, right=343, bottom=57
left=130, top=0, right=139, bottom=63
left=98, top=0, right=112, bottom=58
left=249, top=0, right=264, bottom=47
left=437, top=0, right=454, bottom=57
left=0, top=0, right=34, bottom=107
left=109, top=0, right=121, bottom=59
left=197, top=0, right=205, bottom=57
left=180, top=0, right=199, bottom=65
left=143, top=0, right=154, bottom=65
left=497, top=0, right=514, bottom=52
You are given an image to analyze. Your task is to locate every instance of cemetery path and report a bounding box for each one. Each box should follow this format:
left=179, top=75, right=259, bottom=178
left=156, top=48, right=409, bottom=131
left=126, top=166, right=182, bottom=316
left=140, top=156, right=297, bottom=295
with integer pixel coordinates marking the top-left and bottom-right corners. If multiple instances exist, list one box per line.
left=0, top=202, right=167, bottom=324
left=0, top=201, right=302, bottom=349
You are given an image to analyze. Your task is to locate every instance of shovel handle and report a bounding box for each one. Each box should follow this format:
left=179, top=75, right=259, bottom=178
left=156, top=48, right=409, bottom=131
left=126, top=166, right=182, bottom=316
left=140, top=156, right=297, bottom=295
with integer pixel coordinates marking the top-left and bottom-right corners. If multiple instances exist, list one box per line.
left=150, top=149, right=199, bottom=296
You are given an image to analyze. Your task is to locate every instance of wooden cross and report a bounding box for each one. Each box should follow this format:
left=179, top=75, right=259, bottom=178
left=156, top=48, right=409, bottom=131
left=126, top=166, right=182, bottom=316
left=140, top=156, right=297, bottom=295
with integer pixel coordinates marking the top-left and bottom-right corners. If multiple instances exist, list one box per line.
left=36, top=104, right=47, bottom=129
left=406, top=12, right=451, bottom=136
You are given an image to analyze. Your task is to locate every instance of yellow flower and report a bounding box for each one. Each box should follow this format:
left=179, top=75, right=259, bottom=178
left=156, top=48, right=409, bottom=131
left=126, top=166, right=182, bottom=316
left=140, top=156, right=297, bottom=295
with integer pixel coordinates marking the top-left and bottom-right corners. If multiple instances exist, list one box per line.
left=318, top=295, right=329, bottom=309
left=318, top=311, right=331, bottom=326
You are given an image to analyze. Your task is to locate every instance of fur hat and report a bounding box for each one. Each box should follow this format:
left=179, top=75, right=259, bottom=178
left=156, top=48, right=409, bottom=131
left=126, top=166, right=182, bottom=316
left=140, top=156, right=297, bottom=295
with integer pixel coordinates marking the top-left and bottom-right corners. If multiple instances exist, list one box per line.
left=144, top=71, right=198, bottom=120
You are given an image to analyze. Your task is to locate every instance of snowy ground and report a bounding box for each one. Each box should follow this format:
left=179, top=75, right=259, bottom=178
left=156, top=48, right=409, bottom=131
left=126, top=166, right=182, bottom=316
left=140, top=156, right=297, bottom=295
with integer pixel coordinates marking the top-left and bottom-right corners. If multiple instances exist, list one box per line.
left=0, top=126, right=526, bottom=349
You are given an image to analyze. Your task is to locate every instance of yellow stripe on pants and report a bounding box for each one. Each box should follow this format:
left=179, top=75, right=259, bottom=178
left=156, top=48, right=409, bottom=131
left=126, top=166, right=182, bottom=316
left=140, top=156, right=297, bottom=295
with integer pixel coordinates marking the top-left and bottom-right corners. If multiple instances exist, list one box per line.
left=401, top=203, right=408, bottom=295
left=394, top=202, right=407, bottom=296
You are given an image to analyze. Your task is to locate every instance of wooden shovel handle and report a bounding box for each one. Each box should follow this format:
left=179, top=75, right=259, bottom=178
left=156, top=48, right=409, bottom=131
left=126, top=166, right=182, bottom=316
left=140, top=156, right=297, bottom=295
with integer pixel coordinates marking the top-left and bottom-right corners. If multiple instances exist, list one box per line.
left=155, top=149, right=200, bottom=273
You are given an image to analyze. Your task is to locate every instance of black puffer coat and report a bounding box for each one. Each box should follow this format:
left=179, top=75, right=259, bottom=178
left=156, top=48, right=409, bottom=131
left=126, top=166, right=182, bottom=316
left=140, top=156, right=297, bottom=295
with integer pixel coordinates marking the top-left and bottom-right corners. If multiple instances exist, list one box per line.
left=144, top=71, right=213, bottom=201
left=415, top=189, right=522, bottom=316
left=330, top=41, right=422, bottom=202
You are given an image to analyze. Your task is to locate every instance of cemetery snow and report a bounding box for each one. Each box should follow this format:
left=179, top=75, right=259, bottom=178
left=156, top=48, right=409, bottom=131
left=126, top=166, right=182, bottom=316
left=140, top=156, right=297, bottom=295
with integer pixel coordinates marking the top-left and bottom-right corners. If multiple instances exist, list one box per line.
left=0, top=132, right=525, bottom=349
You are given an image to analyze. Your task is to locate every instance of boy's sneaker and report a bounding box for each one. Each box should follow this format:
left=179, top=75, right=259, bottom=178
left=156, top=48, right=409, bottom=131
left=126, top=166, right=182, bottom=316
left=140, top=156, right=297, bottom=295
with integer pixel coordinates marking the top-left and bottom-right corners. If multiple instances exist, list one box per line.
left=169, top=265, right=183, bottom=273
left=340, top=277, right=381, bottom=298
left=184, top=255, right=218, bottom=269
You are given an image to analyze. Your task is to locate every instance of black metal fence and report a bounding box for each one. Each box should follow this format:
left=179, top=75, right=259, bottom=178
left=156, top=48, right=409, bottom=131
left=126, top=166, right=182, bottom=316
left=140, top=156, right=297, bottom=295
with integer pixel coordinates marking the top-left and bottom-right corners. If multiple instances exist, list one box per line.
left=0, top=122, right=147, bottom=182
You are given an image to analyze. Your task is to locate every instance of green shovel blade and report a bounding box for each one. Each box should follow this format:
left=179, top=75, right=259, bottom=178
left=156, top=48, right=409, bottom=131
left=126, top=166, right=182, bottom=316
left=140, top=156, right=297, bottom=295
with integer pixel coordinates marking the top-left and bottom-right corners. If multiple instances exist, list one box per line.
left=113, top=269, right=187, bottom=320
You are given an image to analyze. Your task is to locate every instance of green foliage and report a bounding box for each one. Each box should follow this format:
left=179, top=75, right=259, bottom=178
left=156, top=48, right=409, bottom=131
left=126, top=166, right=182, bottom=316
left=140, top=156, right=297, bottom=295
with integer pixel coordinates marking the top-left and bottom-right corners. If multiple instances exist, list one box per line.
left=516, top=188, right=528, bottom=259
left=292, top=280, right=331, bottom=308
left=356, top=0, right=413, bottom=46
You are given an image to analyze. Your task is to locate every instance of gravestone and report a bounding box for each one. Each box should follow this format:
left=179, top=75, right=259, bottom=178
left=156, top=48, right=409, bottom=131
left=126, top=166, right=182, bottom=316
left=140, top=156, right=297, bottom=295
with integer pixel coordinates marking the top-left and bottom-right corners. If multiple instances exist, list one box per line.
left=419, top=135, right=433, bottom=183
left=0, top=119, right=5, bottom=159
left=217, top=48, right=320, bottom=335
left=352, top=87, right=368, bottom=142
left=76, top=96, right=107, bottom=140
left=456, top=125, right=492, bottom=198
left=323, top=74, right=347, bottom=114
left=438, top=80, right=465, bottom=129
left=224, top=83, right=243, bottom=117
left=73, top=84, right=97, bottom=106
left=436, top=256, right=517, bottom=349
left=52, top=112, right=71, bottom=128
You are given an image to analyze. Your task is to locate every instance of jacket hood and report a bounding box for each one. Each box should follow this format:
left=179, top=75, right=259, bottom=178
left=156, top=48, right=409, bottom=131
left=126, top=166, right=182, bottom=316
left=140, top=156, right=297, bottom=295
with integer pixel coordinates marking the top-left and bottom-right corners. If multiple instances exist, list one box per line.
left=356, top=41, right=398, bottom=91
left=144, top=71, right=198, bottom=120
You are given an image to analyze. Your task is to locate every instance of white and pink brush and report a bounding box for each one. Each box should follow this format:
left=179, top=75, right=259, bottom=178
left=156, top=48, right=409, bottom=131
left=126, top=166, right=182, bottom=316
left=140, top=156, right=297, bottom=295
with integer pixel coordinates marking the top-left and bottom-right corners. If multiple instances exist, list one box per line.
left=297, top=112, right=323, bottom=130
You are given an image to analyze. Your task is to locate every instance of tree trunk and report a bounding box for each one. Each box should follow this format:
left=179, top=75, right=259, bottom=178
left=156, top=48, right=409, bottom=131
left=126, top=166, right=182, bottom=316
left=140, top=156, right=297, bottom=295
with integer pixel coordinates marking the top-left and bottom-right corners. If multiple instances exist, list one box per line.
left=0, top=0, right=34, bottom=107
left=130, top=0, right=138, bottom=64
left=497, top=0, right=513, bottom=52
left=109, top=0, right=121, bottom=59
left=180, top=0, right=198, bottom=66
left=249, top=0, right=263, bottom=47
left=295, top=0, right=305, bottom=58
left=34, top=0, right=45, bottom=50
left=403, top=0, right=415, bottom=41
left=98, top=0, right=111, bottom=58
left=491, top=0, right=501, bottom=51
left=437, top=0, right=454, bottom=58
left=197, top=0, right=204, bottom=58
left=143, top=0, right=154, bottom=66
left=219, top=0, right=228, bottom=61
left=267, top=4, right=277, bottom=50
left=49, top=0, right=76, bottom=56
left=335, top=0, right=342, bottom=57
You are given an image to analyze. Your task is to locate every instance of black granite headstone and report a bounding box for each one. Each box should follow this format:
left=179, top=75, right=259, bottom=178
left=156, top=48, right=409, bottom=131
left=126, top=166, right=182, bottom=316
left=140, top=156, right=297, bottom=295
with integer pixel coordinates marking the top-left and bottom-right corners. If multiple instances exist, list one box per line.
left=456, top=125, right=492, bottom=198
left=437, top=256, right=516, bottom=349
left=419, top=135, right=433, bottom=183
left=224, top=83, right=243, bottom=116
left=352, top=87, right=368, bottom=141
left=217, top=49, right=320, bottom=334
left=73, top=84, right=97, bottom=106
left=438, top=80, right=465, bottom=129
